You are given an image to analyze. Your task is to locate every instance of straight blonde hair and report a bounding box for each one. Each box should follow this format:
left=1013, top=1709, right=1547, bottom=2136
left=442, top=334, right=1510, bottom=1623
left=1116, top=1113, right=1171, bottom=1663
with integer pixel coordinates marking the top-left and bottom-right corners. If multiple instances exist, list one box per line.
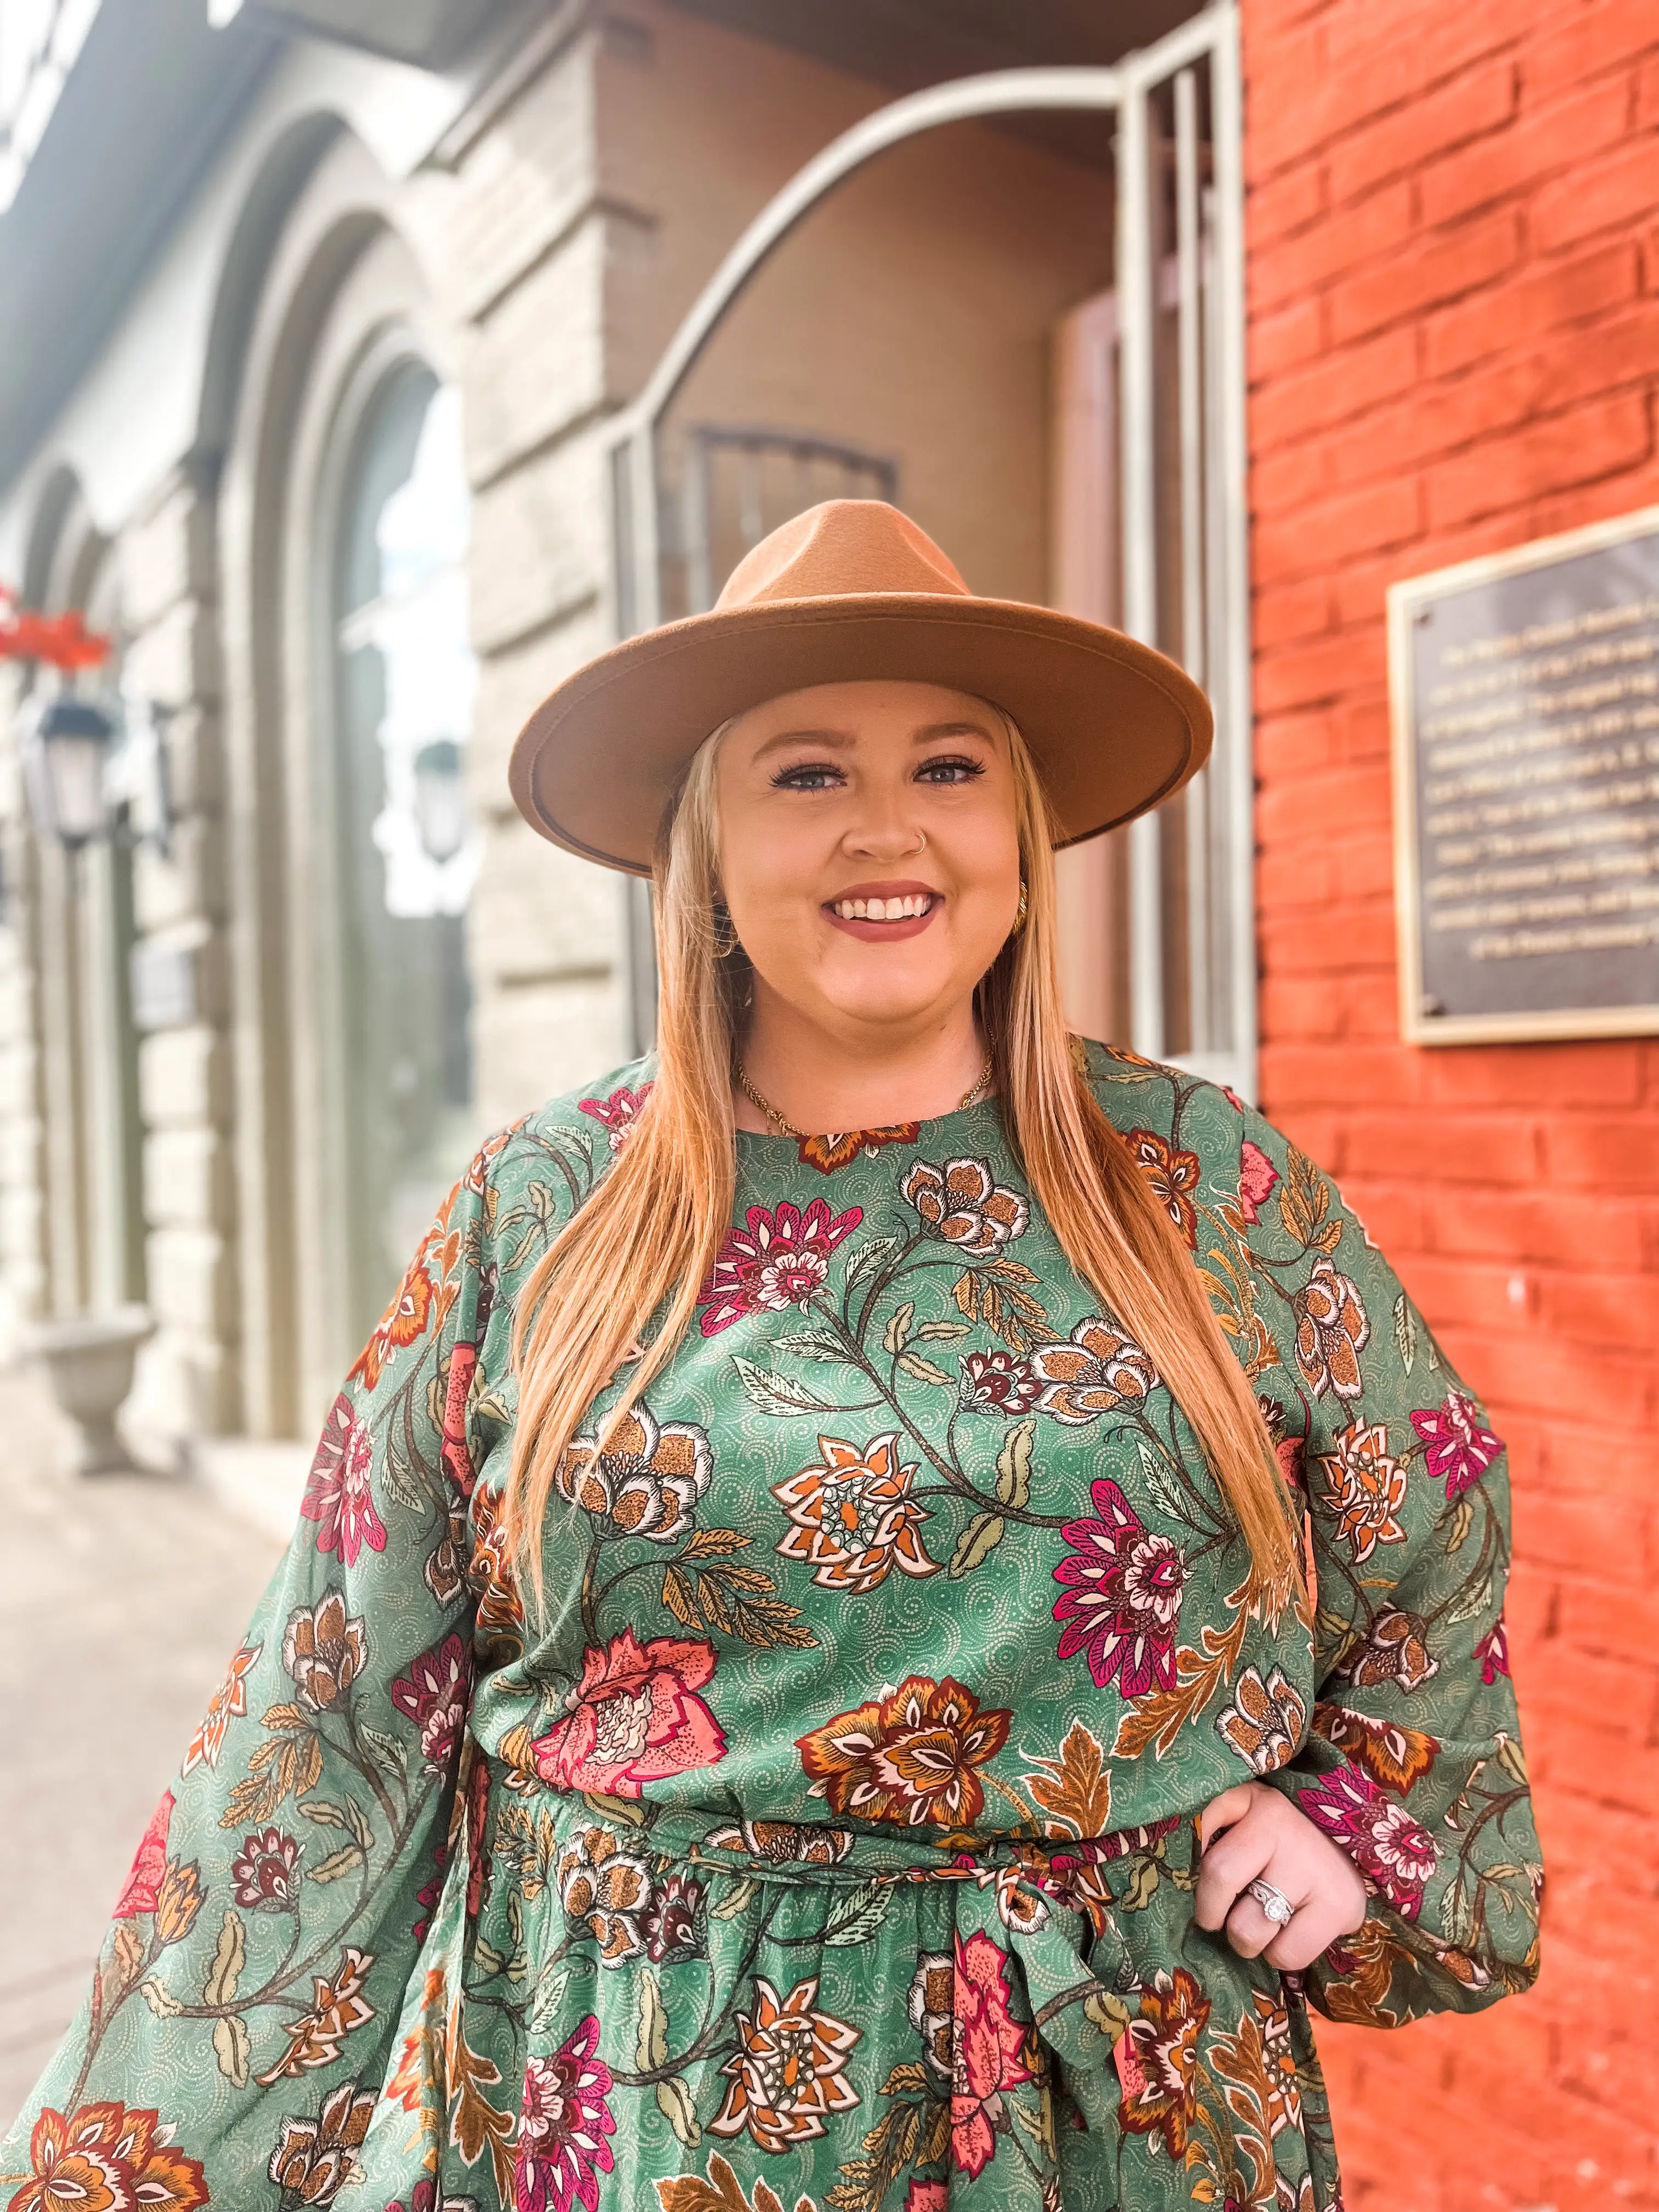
left=505, top=713, right=1300, bottom=1609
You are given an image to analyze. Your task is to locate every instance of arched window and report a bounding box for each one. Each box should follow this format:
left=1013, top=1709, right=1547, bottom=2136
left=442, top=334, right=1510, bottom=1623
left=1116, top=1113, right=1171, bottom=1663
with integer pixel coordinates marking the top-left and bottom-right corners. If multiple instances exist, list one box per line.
left=333, top=366, right=478, bottom=1346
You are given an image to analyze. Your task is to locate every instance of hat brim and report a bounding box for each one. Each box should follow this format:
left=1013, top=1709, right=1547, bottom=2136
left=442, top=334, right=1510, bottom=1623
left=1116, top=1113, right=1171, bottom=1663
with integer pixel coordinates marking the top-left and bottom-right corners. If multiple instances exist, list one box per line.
left=508, top=593, right=1212, bottom=876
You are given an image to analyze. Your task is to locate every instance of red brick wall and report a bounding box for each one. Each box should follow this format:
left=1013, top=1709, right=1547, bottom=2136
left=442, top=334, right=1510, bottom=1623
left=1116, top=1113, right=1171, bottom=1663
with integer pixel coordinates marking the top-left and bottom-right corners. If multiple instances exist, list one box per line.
left=1242, top=1, right=1659, bottom=2204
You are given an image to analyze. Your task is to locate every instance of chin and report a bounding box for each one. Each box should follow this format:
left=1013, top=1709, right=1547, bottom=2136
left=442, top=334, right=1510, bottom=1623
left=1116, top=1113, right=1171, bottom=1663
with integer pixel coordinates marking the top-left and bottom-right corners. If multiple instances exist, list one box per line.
left=818, top=967, right=966, bottom=1029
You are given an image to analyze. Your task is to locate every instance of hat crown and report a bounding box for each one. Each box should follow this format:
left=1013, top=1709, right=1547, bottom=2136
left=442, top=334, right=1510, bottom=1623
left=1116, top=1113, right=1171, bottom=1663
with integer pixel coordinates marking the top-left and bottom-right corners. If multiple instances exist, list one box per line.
left=715, top=499, right=971, bottom=610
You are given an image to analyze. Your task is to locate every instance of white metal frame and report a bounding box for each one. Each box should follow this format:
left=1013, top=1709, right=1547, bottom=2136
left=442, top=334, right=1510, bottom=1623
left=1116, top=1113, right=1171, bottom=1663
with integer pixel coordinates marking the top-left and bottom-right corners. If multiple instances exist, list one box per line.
left=608, top=1, right=1256, bottom=1098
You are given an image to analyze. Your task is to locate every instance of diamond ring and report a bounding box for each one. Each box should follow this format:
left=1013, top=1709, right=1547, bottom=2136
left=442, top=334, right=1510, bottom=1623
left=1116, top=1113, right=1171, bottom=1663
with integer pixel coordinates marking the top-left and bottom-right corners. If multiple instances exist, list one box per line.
left=1245, top=1877, right=1295, bottom=1927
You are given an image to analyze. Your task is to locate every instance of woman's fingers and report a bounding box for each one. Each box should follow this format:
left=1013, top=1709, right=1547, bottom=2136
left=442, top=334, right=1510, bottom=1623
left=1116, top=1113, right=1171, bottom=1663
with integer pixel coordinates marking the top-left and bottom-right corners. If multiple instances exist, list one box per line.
left=1193, top=1795, right=1277, bottom=1932
left=1197, top=1783, right=1255, bottom=1850
left=1222, top=1884, right=1297, bottom=1960
left=1263, top=1892, right=1350, bottom=1974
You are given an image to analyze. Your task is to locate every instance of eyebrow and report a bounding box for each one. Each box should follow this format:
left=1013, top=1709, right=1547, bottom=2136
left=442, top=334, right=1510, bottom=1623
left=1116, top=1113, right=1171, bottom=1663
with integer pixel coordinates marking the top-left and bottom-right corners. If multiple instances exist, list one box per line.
left=749, top=718, right=999, bottom=761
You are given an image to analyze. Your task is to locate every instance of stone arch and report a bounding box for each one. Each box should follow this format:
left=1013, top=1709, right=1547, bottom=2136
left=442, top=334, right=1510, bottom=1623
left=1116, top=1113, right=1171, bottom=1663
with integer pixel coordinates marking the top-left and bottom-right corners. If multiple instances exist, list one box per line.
left=212, top=122, right=459, bottom=1435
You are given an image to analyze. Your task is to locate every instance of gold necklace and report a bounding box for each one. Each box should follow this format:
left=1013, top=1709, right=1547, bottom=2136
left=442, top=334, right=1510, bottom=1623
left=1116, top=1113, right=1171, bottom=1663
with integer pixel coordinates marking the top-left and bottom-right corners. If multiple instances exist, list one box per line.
left=733, top=1053, right=994, bottom=1140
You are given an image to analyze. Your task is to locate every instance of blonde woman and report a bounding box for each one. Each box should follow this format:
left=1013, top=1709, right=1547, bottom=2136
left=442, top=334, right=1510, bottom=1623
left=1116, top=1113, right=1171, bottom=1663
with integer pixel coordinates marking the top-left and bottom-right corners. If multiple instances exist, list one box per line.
left=3, top=504, right=1538, bottom=2212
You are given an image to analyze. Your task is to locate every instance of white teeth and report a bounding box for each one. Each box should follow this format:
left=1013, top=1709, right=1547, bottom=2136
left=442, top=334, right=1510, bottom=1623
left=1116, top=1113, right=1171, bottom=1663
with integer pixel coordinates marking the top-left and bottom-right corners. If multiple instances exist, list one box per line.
left=832, top=894, right=933, bottom=922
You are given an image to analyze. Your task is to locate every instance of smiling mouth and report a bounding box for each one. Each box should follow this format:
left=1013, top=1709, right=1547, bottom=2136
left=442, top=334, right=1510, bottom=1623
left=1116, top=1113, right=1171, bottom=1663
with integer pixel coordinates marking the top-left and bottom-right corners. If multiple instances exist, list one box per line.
left=830, top=891, right=936, bottom=922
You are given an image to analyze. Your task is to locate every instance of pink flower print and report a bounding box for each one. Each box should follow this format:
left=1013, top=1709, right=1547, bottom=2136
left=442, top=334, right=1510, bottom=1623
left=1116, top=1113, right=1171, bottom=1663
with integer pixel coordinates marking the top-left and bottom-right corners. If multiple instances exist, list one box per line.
left=950, top=1929, right=1033, bottom=2179
left=529, top=1629, right=726, bottom=1798
left=516, top=2017, right=616, bottom=2212
left=230, top=1827, right=303, bottom=1912
left=1411, top=1389, right=1503, bottom=1498
left=696, top=1198, right=862, bottom=1335
left=1475, top=1616, right=1510, bottom=1684
left=1237, top=1138, right=1280, bottom=1224
left=391, top=1631, right=473, bottom=1774
left=1052, top=1477, right=1188, bottom=1697
left=1298, top=1761, right=1438, bottom=1919
left=112, top=1790, right=175, bottom=1917
left=301, top=1392, right=386, bottom=1566
left=577, top=1084, right=653, bottom=1152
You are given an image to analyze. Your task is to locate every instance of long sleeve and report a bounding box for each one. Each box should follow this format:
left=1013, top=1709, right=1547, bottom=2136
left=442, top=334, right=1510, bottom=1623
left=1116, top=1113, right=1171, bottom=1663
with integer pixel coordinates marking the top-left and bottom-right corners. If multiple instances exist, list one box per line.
left=1, top=1159, right=490, bottom=2203
left=1234, top=1107, right=1542, bottom=2028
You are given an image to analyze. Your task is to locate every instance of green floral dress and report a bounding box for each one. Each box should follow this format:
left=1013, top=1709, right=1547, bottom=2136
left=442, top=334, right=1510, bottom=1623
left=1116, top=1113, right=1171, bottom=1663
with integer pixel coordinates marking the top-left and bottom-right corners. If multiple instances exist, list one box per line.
left=2, top=1044, right=1541, bottom=2212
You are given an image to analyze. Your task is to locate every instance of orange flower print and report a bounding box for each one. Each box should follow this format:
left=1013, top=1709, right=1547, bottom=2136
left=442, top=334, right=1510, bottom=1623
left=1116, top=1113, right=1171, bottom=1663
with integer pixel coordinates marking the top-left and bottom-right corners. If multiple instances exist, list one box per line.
left=348, top=1254, right=435, bottom=1390
left=557, top=1403, right=713, bottom=1544
left=557, top=1825, right=653, bottom=1967
left=1125, top=1128, right=1203, bottom=1247
left=950, top=1929, right=1034, bottom=2180
left=1343, top=1606, right=1438, bottom=1694
left=281, top=1592, right=368, bottom=1712
left=154, top=1860, right=204, bottom=1946
left=468, top=1482, right=526, bottom=1650
left=1119, top=1967, right=1211, bottom=2158
left=798, top=1122, right=920, bottom=1173
left=797, top=1675, right=1012, bottom=1828
left=901, top=1156, right=1028, bottom=1255
left=10, top=2102, right=207, bottom=2212
left=256, top=1946, right=376, bottom=2082
left=710, top=1975, right=861, bottom=2151
left=182, top=1641, right=261, bottom=1774
left=266, top=2081, right=376, bottom=2205
left=1294, top=1257, right=1370, bottom=1401
left=1314, top=1700, right=1440, bottom=1795
left=1319, top=1420, right=1408, bottom=1562
left=772, top=1433, right=940, bottom=1592
left=1215, top=1666, right=1307, bottom=1776
left=1029, top=1318, right=1157, bottom=1425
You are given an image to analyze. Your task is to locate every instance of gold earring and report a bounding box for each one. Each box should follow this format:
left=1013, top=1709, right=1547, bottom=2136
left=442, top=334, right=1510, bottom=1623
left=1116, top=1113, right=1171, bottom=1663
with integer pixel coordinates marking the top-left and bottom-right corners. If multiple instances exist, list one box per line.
left=1013, top=881, right=1029, bottom=935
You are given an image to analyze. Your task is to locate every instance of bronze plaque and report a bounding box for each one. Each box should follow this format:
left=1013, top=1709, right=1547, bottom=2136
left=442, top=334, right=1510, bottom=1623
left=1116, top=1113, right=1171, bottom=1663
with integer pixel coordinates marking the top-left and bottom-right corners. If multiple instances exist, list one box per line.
left=1389, top=507, right=1659, bottom=1043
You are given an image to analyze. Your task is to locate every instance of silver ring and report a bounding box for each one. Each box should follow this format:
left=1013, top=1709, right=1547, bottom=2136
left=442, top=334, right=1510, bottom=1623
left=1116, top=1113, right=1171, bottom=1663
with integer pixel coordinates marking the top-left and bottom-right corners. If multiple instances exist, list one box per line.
left=1245, top=1877, right=1295, bottom=1927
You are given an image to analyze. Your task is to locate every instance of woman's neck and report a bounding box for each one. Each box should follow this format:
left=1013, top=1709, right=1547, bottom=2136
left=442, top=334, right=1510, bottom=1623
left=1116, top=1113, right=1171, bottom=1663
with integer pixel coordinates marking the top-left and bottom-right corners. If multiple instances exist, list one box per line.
left=733, top=994, right=988, bottom=1135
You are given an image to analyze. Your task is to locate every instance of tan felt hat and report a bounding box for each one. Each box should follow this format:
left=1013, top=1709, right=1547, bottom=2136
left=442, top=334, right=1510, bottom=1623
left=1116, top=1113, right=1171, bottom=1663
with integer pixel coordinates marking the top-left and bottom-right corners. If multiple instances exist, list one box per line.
left=508, top=499, right=1211, bottom=876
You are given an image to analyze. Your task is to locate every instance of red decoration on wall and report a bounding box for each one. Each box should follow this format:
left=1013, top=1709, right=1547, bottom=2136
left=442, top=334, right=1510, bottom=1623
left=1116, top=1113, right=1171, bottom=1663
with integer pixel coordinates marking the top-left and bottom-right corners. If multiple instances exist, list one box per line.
left=0, top=584, right=111, bottom=670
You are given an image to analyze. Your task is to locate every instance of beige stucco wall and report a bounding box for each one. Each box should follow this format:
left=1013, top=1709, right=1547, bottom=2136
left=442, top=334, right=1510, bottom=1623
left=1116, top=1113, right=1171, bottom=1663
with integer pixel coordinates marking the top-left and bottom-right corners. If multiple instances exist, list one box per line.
left=599, top=3, right=1115, bottom=607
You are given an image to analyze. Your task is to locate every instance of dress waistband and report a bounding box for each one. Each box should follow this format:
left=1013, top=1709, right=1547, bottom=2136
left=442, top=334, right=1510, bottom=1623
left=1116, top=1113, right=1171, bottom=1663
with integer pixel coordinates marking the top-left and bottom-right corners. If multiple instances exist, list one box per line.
left=493, top=1774, right=1204, bottom=2136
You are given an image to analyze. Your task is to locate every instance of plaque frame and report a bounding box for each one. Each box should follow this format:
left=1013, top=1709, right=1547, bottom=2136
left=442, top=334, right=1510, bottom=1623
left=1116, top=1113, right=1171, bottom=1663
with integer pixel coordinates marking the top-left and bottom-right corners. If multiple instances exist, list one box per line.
left=1387, top=501, right=1659, bottom=1047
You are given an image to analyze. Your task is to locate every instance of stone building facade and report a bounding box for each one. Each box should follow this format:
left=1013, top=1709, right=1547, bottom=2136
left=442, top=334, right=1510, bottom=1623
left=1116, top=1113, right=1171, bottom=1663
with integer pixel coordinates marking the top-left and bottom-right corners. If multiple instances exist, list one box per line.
left=3, top=0, right=1656, bottom=2198
left=0, top=0, right=1183, bottom=1470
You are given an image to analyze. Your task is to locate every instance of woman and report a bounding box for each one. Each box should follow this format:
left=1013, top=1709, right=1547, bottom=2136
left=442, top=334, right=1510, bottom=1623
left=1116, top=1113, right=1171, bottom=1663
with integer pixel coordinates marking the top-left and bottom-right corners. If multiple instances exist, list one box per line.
left=3, top=503, right=1539, bottom=2212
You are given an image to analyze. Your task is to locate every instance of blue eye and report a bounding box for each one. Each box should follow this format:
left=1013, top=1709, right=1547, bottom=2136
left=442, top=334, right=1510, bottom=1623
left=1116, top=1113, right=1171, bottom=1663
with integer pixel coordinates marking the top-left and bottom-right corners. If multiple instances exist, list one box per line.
left=771, top=762, right=845, bottom=791
left=916, top=755, right=985, bottom=785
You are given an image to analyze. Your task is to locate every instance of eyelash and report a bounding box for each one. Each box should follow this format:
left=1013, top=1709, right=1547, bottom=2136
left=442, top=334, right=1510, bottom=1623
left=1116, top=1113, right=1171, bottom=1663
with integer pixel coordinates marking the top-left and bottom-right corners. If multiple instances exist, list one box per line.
left=770, top=754, right=987, bottom=792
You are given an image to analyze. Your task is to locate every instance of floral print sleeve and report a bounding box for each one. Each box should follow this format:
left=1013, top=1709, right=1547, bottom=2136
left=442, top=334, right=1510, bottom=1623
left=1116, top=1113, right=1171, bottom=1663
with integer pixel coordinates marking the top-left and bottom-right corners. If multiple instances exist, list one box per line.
left=0, top=1142, right=501, bottom=2206
left=1230, top=1104, right=1543, bottom=2027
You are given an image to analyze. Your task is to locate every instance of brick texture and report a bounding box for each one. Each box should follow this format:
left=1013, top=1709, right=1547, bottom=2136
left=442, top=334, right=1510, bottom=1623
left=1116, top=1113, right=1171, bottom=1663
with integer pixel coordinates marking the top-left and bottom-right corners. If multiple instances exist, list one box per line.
left=1242, top=0, right=1659, bottom=2204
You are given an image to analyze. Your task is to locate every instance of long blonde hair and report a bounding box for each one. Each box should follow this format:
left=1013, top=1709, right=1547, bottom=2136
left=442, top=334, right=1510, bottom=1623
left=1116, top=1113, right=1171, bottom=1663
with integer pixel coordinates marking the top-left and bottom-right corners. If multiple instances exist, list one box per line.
left=505, top=714, right=1299, bottom=1605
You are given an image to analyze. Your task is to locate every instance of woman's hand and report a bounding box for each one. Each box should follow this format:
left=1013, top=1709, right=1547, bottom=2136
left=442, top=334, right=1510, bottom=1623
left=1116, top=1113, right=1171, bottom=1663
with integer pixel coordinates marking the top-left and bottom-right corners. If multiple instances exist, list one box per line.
left=1195, top=1781, right=1368, bottom=1972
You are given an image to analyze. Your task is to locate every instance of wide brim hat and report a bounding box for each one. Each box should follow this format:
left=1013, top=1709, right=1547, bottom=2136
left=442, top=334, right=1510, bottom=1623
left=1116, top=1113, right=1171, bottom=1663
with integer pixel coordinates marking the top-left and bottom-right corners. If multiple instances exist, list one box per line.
left=509, top=499, right=1211, bottom=875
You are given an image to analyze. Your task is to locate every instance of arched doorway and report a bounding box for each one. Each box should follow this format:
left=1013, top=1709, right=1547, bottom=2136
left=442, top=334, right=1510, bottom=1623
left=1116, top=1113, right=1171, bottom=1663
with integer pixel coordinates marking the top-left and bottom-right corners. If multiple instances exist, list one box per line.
left=602, top=8, right=1255, bottom=1098
left=331, top=366, right=478, bottom=1352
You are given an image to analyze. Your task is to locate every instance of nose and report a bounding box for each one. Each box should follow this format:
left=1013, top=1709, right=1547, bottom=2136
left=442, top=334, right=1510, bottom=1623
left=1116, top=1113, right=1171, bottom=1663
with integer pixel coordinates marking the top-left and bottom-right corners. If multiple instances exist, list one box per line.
left=841, top=788, right=926, bottom=861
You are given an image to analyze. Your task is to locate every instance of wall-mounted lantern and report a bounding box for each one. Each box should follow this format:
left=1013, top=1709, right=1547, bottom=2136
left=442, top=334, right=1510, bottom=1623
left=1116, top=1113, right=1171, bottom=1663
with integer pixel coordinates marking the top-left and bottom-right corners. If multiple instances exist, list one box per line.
left=24, top=695, right=117, bottom=850
left=411, top=737, right=466, bottom=866
left=2, top=588, right=173, bottom=867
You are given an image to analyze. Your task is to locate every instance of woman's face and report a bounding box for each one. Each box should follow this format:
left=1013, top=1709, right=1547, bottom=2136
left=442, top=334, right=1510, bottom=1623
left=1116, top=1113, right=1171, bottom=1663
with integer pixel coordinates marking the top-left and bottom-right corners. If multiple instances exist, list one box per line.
left=714, top=679, right=1022, bottom=1041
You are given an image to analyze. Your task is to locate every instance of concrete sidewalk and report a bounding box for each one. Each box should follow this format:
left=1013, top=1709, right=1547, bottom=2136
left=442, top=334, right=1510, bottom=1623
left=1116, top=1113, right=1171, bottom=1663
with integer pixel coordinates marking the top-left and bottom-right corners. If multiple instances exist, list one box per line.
left=0, top=1374, right=284, bottom=2124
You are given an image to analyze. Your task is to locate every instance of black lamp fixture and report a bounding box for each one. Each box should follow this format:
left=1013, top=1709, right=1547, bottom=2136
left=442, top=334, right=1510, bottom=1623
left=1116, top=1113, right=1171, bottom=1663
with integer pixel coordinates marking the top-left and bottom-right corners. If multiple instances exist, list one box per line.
left=21, top=689, right=173, bottom=866
left=24, top=696, right=117, bottom=851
